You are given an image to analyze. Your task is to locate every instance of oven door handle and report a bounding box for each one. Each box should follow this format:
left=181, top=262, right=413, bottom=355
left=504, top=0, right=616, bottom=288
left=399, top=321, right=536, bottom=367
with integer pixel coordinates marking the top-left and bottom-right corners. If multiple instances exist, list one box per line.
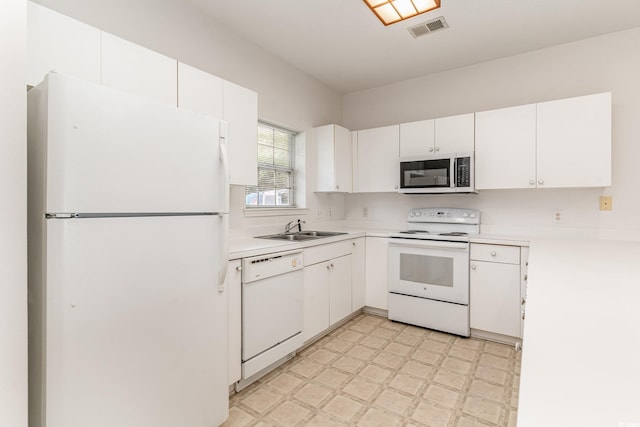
left=388, top=239, right=469, bottom=250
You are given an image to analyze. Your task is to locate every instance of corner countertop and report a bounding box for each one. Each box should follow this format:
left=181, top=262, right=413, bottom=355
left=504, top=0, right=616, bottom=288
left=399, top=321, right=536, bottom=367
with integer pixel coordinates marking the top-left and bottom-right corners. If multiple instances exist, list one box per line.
left=517, top=238, right=640, bottom=426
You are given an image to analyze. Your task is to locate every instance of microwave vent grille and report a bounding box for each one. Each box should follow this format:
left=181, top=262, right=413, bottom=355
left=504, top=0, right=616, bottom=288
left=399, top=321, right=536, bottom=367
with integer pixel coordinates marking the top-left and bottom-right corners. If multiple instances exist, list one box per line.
left=408, top=16, right=449, bottom=38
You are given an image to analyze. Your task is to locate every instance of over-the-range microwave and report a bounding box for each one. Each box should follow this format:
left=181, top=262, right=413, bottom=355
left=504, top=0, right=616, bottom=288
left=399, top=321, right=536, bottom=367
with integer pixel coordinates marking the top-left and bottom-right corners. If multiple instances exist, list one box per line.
left=398, top=153, right=475, bottom=194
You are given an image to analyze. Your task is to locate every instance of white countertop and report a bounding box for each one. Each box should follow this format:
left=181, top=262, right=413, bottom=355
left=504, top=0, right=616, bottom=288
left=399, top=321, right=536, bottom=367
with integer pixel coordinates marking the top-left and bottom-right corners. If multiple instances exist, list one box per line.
left=518, top=238, right=640, bottom=426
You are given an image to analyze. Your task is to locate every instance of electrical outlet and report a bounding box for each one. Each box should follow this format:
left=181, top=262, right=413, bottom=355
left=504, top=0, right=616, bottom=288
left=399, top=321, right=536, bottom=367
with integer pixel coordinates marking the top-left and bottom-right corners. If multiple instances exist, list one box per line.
left=552, top=210, right=563, bottom=224
left=316, top=209, right=324, bottom=218
left=599, top=195, right=612, bottom=211
left=362, top=207, right=368, bottom=218
left=328, top=207, right=333, bottom=217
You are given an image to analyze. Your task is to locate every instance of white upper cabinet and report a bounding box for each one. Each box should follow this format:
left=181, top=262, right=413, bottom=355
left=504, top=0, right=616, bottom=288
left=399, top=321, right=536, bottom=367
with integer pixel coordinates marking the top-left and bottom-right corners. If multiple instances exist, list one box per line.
left=399, top=113, right=474, bottom=157
left=177, top=62, right=223, bottom=119
left=222, top=81, right=258, bottom=186
left=475, top=93, right=611, bottom=190
left=354, top=125, right=399, bottom=192
left=475, top=104, right=537, bottom=189
left=101, top=33, right=177, bottom=106
left=314, top=124, right=352, bottom=192
left=537, top=92, right=611, bottom=188
left=434, top=113, right=475, bottom=154
left=27, top=2, right=101, bottom=86
left=399, top=119, right=435, bottom=157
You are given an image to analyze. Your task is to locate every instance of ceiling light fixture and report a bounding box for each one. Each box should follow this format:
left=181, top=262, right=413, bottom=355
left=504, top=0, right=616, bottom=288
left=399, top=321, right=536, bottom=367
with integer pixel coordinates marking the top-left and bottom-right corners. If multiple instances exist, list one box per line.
left=363, top=0, right=441, bottom=26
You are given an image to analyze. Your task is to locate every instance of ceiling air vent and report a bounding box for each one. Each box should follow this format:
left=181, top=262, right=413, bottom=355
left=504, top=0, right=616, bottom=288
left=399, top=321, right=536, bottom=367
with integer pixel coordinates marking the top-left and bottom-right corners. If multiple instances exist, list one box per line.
left=408, top=16, right=449, bottom=38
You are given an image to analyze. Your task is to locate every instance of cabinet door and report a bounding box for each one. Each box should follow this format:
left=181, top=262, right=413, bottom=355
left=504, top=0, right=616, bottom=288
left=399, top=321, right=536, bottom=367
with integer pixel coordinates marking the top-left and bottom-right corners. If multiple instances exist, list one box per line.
left=227, top=260, right=242, bottom=386
left=223, top=80, right=258, bottom=186
left=329, top=255, right=352, bottom=325
left=314, top=125, right=336, bottom=192
left=351, top=238, right=366, bottom=312
left=27, top=2, right=101, bottom=86
left=434, top=113, right=475, bottom=153
left=334, top=125, right=353, bottom=192
left=355, top=125, right=399, bottom=192
left=537, top=92, right=611, bottom=188
left=365, top=237, right=388, bottom=310
left=470, top=260, right=521, bottom=338
left=475, top=104, right=537, bottom=189
left=177, top=62, right=223, bottom=119
left=101, top=33, right=177, bottom=106
left=399, top=119, right=435, bottom=157
left=303, top=262, right=330, bottom=342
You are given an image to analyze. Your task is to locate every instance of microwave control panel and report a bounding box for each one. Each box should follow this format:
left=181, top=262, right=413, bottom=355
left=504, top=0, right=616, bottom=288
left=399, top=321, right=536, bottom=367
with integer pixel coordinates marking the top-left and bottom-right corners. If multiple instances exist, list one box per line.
left=455, top=157, right=471, bottom=187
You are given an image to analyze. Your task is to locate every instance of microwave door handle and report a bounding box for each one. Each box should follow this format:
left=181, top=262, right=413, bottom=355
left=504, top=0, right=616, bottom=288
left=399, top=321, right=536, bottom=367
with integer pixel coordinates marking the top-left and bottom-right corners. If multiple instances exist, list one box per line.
left=450, top=158, right=456, bottom=188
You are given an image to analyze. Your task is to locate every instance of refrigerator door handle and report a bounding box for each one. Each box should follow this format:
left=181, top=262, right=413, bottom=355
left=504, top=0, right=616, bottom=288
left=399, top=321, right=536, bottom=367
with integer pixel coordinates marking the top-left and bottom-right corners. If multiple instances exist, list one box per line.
left=218, top=214, right=229, bottom=292
left=219, top=120, right=230, bottom=214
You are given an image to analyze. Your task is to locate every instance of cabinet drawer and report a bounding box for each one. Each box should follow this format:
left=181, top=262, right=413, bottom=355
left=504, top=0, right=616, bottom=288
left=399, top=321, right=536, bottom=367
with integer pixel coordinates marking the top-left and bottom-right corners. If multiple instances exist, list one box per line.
left=470, top=244, right=520, bottom=264
left=305, top=240, right=353, bottom=266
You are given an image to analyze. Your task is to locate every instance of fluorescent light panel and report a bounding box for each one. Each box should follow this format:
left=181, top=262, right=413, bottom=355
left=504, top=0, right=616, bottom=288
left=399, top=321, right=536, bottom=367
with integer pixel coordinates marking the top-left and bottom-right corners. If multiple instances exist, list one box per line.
left=364, top=0, right=440, bottom=26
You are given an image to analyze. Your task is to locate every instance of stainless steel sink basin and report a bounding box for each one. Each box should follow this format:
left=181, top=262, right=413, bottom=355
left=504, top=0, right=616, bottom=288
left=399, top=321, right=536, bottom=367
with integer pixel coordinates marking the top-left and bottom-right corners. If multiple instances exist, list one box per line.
left=256, top=231, right=348, bottom=241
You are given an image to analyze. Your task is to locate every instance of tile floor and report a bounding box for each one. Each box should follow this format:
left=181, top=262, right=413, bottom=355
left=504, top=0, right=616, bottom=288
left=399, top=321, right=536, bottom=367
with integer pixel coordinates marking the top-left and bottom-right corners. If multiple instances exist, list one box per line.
left=224, top=313, right=521, bottom=427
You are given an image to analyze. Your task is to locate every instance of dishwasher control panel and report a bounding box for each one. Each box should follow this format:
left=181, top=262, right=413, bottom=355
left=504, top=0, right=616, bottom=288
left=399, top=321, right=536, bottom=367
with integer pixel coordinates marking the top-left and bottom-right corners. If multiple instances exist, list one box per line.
left=241, top=250, right=304, bottom=283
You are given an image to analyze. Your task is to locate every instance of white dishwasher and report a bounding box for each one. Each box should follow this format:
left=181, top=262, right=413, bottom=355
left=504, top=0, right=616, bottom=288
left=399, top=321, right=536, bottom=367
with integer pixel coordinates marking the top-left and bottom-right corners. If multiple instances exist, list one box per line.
left=240, top=250, right=304, bottom=383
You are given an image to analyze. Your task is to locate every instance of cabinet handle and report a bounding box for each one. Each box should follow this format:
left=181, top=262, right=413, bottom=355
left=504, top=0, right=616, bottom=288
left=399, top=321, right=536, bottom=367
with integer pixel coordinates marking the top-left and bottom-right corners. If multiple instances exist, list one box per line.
left=490, top=251, right=497, bottom=257
left=394, top=185, right=398, bottom=190
left=326, top=264, right=331, bottom=270
left=435, top=147, right=440, bottom=152
left=429, top=147, right=434, bottom=152
left=471, top=264, right=477, bottom=270
left=529, top=180, right=535, bottom=186
left=524, top=274, right=528, bottom=281
left=538, top=179, right=544, bottom=185
left=521, top=297, right=526, bottom=304
left=336, top=185, right=340, bottom=190
left=352, top=242, right=356, bottom=246
left=236, top=266, right=242, bottom=271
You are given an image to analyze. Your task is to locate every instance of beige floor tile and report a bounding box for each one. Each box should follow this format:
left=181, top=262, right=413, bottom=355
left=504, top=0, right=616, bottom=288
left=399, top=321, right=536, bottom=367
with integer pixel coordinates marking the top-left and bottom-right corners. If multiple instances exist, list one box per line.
left=294, top=382, right=332, bottom=407
left=400, top=360, right=434, bottom=378
left=468, top=379, right=507, bottom=403
left=240, top=389, right=284, bottom=414
left=322, top=394, right=364, bottom=422
left=507, top=408, right=518, bottom=427
left=411, top=348, right=442, bottom=365
left=343, top=377, right=380, bottom=402
left=474, top=365, right=509, bottom=386
left=423, top=384, right=461, bottom=408
left=288, top=358, right=323, bottom=378
left=373, top=389, right=413, bottom=415
left=338, top=329, right=364, bottom=343
left=307, top=348, right=339, bottom=364
left=332, top=355, right=365, bottom=374
left=442, top=357, right=473, bottom=375
left=411, top=401, right=454, bottom=427
left=385, top=342, right=413, bottom=356
left=360, top=335, right=388, bottom=350
left=433, top=368, right=467, bottom=391
left=484, top=341, right=515, bottom=358
left=370, top=327, right=397, bottom=340
left=266, top=400, right=311, bottom=426
left=322, top=338, right=354, bottom=354
left=267, top=372, right=303, bottom=394
left=357, top=407, right=403, bottom=427
left=478, top=353, right=510, bottom=371
left=510, top=387, right=519, bottom=407
left=359, top=364, right=393, bottom=383
left=306, top=413, right=347, bottom=426
left=429, top=330, right=455, bottom=344
left=380, top=321, right=405, bottom=331
left=347, top=344, right=377, bottom=361
left=372, top=350, right=404, bottom=370
left=462, top=396, right=503, bottom=424
left=388, top=373, right=425, bottom=395
left=221, top=407, right=254, bottom=427
left=419, top=338, right=448, bottom=353
left=350, top=322, right=376, bottom=334
left=393, top=332, right=422, bottom=346
left=454, top=337, right=483, bottom=350
left=454, top=415, right=488, bottom=427
left=404, top=324, right=428, bottom=336
left=314, top=367, right=349, bottom=389
left=360, top=315, right=385, bottom=325
left=448, top=345, right=478, bottom=362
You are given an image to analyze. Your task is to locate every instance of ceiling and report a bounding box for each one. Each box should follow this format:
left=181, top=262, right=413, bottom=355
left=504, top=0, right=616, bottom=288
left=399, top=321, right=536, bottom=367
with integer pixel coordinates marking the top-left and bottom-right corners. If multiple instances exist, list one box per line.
left=184, top=0, right=640, bottom=94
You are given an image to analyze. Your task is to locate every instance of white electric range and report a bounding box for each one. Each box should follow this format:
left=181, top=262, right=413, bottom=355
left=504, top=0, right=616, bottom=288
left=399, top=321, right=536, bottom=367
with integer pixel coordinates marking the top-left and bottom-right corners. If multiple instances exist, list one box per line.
left=387, top=208, right=480, bottom=337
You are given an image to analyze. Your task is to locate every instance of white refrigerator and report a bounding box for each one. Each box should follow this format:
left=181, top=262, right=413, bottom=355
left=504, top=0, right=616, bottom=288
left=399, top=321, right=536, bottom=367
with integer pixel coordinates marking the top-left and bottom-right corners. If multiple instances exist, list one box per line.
left=27, top=73, right=229, bottom=427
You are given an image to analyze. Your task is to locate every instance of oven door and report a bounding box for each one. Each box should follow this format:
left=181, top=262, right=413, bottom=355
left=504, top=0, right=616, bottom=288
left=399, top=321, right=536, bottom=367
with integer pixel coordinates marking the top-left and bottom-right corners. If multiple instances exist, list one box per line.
left=388, top=239, right=469, bottom=305
left=399, top=155, right=454, bottom=193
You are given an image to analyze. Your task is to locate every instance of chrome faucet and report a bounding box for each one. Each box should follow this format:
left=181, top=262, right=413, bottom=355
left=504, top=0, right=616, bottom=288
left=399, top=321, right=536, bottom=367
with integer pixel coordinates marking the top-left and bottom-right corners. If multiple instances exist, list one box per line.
left=284, top=219, right=305, bottom=234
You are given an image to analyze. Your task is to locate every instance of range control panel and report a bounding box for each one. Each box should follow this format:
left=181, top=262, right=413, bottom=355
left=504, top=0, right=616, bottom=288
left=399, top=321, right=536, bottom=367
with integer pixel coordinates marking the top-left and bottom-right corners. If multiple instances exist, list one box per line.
left=408, top=208, right=480, bottom=225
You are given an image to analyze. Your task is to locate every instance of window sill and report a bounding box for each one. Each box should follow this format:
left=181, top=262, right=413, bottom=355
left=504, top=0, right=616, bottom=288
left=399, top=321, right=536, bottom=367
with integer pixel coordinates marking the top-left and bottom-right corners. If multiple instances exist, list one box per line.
left=243, top=207, right=310, bottom=218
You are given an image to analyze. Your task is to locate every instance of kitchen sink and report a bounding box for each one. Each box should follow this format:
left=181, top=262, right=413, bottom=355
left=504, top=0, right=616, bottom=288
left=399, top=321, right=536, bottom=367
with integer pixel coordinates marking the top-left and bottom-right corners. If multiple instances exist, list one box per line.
left=256, top=231, right=347, bottom=241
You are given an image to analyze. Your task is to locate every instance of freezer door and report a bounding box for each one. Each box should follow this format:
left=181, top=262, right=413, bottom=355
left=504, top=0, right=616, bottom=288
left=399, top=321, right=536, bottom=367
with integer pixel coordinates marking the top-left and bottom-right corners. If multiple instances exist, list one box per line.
left=43, top=216, right=228, bottom=427
left=39, top=73, right=223, bottom=213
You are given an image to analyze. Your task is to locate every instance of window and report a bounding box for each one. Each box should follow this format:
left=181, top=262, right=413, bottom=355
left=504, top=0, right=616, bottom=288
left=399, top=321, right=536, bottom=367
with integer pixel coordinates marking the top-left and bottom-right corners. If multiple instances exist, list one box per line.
left=245, top=122, right=296, bottom=208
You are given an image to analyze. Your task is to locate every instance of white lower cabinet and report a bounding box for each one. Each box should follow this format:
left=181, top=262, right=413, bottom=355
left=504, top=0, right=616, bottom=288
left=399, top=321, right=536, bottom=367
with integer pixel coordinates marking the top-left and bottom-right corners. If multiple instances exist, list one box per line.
left=227, top=259, right=242, bottom=386
left=365, top=237, right=388, bottom=310
left=470, top=244, right=522, bottom=339
left=351, top=238, right=366, bottom=311
left=303, top=241, right=353, bottom=342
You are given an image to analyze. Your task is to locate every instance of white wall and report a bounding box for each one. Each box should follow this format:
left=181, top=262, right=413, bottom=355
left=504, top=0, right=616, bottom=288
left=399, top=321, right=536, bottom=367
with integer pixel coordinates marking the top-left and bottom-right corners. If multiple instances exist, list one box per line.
left=32, top=0, right=346, bottom=236
left=343, top=27, right=640, bottom=239
left=0, top=0, right=28, bottom=426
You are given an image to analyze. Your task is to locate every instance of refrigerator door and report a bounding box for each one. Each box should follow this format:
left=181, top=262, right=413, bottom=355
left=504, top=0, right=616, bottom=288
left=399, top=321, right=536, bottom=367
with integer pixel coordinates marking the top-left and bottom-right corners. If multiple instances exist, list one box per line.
left=43, top=215, right=228, bottom=427
left=40, top=73, right=223, bottom=213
